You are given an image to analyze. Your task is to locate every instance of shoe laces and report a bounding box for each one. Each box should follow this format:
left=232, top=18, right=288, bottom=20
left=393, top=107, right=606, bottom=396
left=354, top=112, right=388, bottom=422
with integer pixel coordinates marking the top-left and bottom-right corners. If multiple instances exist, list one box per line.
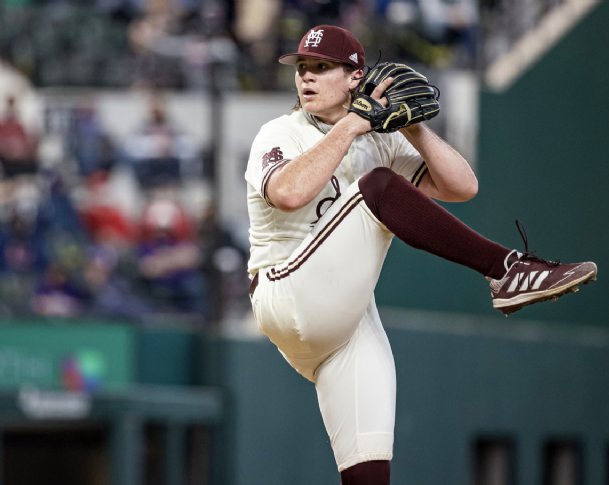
left=514, top=219, right=559, bottom=267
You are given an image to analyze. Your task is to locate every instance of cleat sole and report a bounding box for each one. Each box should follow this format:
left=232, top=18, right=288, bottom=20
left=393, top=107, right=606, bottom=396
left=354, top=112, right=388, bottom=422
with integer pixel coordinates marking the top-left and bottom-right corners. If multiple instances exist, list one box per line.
left=494, top=269, right=596, bottom=316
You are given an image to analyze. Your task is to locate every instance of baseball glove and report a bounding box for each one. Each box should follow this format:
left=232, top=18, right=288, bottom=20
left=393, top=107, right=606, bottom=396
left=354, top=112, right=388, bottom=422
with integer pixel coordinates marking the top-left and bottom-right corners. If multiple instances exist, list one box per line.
left=349, top=62, right=440, bottom=133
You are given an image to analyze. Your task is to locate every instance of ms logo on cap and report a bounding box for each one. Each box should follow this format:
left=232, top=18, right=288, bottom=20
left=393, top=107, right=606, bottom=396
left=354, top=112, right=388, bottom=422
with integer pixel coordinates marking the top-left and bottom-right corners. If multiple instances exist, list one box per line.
left=304, top=29, right=325, bottom=48
left=278, top=24, right=365, bottom=69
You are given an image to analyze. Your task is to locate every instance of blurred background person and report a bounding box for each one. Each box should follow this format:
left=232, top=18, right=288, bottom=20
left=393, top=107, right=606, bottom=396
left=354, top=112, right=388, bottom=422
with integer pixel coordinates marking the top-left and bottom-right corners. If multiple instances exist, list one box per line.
left=123, top=92, right=200, bottom=191
left=67, top=97, right=119, bottom=179
left=30, top=260, right=90, bottom=318
left=82, top=244, right=153, bottom=322
left=134, top=196, right=209, bottom=319
left=0, top=187, right=47, bottom=316
left=0, top=93, right=40, bottom=178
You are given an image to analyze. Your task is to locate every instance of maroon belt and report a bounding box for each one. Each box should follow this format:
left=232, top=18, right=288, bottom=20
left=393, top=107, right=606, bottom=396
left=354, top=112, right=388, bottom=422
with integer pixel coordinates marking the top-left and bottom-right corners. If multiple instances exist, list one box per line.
left=249, top=272, right=259, bottom=297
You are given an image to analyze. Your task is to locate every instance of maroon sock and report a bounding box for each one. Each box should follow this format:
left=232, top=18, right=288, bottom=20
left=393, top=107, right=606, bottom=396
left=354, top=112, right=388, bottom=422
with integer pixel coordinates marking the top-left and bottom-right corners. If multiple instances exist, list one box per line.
left=340, top=460, right=390, bottom=485
left=359, top=167, right=510, bottom=279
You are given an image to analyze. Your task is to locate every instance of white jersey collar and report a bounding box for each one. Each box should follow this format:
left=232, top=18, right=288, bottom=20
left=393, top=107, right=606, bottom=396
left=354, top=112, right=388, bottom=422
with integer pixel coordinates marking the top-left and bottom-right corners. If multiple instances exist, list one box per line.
left=303, top=110, right=332, bottom=135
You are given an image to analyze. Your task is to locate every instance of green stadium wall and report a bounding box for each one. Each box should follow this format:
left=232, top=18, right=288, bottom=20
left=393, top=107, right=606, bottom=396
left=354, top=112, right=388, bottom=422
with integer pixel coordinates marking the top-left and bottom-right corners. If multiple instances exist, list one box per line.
left=0, top=320, right=134, bottom=391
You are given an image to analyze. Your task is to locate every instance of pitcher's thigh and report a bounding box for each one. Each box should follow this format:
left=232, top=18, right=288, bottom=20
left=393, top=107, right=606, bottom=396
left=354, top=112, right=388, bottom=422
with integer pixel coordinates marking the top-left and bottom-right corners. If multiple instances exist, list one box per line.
left=269, top=189, right=393, bottom=347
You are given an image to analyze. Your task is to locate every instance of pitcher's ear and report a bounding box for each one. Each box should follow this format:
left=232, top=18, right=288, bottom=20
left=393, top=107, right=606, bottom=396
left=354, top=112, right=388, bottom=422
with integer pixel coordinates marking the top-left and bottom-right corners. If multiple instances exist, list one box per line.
left=350, top=69, right=364, bottom=88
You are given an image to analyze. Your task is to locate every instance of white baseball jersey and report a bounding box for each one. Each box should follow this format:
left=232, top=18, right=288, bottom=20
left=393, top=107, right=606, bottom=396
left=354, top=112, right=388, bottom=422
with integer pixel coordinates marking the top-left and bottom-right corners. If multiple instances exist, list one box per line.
left=245, top=109, right=427, bottom=277
left=245, top=109, right=429, bottom=472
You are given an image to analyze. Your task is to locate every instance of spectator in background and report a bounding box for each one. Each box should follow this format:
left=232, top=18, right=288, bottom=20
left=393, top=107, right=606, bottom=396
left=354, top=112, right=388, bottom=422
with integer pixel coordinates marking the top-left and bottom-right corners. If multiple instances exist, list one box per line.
left=0, top=191, right=48, bottom=314
left=39, top=171, right=89, bottom=244
left=135, top=196, right=208, bottom=318
left=416, top=0, right=479, bottom=67
left=0, top=185, right=47, bottom=274
left=0, top=94, right=39, bottom=178
left=123, top=93, right=199, bottom=191
left=233, top=0, right=282, bottom=90
left=78, top=171, right=136, bottom=252
left=68, top=97, right=118, bottom=178
left=30, top=261, right=90, bottom=318
left=82, top=244, right=153, bottom=322
left=128, top=0, right=186, bottom=89
left=35, top=172, right=90, bottom=294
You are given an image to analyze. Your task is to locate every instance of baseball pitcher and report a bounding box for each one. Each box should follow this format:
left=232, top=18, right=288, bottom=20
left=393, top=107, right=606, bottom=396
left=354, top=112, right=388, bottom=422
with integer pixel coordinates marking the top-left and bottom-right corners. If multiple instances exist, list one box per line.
left=245, top=24, right=597, bottom=485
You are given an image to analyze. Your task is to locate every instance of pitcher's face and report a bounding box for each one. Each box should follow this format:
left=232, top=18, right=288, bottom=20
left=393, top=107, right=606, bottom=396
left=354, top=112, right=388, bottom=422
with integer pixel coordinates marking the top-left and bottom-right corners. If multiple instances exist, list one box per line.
left=295, top=57, right=361, bottom=125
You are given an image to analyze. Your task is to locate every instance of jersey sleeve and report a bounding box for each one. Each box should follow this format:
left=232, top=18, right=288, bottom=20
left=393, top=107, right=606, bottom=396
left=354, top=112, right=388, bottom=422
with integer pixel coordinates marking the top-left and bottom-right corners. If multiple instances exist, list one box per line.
left=389, top=133, right=428, bottom=187
left=245, top=118, right=302, bottom=207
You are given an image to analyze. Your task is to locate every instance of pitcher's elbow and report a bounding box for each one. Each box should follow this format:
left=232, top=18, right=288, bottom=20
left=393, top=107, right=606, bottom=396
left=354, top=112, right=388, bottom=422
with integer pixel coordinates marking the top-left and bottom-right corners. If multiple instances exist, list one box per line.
left=463, top=178, right=479, bottom=200
left=270, top=189, right=309, bottom=212
left=449, top=178, right=478, bottom=202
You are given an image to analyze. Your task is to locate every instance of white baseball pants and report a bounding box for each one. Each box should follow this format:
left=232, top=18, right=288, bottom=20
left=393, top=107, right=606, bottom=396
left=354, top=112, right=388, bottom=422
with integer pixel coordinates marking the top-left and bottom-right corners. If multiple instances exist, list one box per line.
left=250, top=180, right=397, bottom=471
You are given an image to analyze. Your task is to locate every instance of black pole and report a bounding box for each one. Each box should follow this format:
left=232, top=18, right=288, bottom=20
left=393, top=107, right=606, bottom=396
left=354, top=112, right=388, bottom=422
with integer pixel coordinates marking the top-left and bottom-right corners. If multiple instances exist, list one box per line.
left=205, top=60, right=225, bottom=327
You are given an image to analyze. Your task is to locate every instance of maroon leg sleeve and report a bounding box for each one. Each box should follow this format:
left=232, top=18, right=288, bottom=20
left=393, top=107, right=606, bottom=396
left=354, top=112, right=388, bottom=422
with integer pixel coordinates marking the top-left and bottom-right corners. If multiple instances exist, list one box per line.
left=340, top=460, right=391, bottom=485
left=358, top=167, right=510, bottom=279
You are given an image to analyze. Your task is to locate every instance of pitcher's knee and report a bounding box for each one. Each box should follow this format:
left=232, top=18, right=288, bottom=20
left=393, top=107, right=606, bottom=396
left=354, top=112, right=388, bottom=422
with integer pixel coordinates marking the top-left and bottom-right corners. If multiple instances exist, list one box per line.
left=359, top=167, right=393, bottom=198
left=359, top=168, right=414, bottom=219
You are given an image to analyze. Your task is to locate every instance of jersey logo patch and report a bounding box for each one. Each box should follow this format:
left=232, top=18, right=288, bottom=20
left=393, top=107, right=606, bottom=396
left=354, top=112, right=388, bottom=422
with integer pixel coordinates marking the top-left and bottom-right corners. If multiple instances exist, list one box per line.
left=311, top=176, right=341, bottom=226
left=262, top=147, right=284, bottom=169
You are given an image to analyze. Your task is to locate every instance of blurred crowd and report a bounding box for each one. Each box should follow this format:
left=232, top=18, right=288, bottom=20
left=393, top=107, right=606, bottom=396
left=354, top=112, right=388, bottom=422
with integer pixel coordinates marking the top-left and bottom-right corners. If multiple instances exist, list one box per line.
left=0, top=0, right=481, bottom=91
left=0, top=89, right=249, bottom=325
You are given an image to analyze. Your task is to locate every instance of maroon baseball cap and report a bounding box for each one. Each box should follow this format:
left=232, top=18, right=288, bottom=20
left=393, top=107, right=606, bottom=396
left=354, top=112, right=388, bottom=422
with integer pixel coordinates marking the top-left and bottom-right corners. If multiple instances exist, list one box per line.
left=278, top=25, right=365, bottom=70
